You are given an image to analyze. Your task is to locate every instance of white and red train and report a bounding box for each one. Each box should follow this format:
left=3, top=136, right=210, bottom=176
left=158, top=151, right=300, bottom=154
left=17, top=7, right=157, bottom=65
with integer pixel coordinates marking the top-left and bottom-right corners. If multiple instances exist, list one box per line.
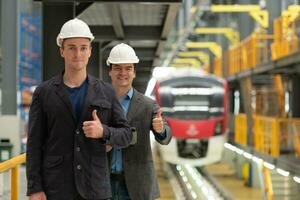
left=146, top=67, right=228, bottom=166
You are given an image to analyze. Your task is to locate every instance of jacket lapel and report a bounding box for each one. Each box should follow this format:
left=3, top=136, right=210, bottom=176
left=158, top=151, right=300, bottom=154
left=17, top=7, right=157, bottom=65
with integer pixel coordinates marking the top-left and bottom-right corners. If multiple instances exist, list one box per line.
left=77, top=75, right=97, bottom=124
left=54, top=75, right=77, bottom=123
left=127, top=89, right=142, bottom=123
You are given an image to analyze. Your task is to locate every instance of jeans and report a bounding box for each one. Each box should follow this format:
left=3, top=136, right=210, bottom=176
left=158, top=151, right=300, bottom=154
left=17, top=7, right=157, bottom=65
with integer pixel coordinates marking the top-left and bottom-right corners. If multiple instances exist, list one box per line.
left=110, top=179, right=131, bottom=200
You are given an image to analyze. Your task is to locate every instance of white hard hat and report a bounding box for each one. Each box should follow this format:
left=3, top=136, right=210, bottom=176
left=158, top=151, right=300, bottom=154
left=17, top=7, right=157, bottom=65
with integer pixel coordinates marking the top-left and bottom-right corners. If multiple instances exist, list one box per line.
left=56, top=18, right=94, bottom=47
left=106, top=43, right=139, bottom=66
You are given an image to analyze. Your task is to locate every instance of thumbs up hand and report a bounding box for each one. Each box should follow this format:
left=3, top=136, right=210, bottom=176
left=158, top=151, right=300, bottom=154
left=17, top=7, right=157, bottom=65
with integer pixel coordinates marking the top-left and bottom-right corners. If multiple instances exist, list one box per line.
left=152, top=109, right=164, bottom=133
left=83, top=110, right=104, bottom=138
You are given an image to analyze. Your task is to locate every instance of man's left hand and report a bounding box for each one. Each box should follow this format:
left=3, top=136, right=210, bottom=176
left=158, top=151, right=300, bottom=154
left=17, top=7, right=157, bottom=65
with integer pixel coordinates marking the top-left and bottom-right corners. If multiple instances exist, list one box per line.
left=152, top=110, right=164, bottom=133
left=83, top=110, right=104, bottom=138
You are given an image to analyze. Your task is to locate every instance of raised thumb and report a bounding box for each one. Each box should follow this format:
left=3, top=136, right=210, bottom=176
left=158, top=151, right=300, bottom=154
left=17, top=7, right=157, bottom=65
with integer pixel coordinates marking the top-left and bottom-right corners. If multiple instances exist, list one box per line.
left=156, top=109, right=162, bottom=118
left=92, top=110, right=99, bottom=121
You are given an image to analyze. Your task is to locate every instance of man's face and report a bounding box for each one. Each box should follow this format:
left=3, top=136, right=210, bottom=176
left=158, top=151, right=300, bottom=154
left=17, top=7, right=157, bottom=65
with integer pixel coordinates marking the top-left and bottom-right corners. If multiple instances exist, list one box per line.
left=109, top=64, right=136, bottom=88
left=60, top=38, right=91, bottom=72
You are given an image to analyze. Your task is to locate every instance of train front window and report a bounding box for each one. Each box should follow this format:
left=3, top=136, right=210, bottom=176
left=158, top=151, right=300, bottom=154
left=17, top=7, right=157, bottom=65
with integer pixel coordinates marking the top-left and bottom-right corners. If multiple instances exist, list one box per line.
left=159, top=85, right=224, bottom=120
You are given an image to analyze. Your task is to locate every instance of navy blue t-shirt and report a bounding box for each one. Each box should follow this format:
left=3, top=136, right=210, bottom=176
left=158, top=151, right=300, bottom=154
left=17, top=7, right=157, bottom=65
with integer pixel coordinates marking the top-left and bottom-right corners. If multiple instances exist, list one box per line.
left=64, top=79, right=88, bottom=121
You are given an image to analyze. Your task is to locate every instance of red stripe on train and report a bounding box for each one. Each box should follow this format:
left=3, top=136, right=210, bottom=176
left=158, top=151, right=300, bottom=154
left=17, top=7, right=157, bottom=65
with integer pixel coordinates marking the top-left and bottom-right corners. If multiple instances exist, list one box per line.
left=165, top=117, right=224, bottom=139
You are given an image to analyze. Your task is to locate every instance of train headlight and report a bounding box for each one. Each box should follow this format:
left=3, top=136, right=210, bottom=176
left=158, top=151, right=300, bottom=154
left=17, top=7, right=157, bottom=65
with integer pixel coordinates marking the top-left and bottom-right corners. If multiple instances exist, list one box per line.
left=215, top=122, right=222, bottom=135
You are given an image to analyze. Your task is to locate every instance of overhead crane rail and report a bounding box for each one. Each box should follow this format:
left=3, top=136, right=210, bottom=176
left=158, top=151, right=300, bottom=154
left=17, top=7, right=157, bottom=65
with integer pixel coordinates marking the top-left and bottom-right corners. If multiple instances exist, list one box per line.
left=177, top=51, right=210, bottom=66
left=185, top=42, right=222, bottom=58
left=210, top=4, right=269, bottom=28
left=194, top=27, right=240, bottom=45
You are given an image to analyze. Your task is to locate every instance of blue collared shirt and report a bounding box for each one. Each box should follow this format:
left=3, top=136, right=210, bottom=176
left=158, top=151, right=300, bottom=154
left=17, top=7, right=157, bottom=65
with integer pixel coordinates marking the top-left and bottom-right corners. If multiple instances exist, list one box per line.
left=111, top=88, right=134, bottom=173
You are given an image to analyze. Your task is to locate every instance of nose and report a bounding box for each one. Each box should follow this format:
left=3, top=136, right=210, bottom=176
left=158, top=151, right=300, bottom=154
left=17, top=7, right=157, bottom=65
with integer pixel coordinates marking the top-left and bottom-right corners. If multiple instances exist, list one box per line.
left=74, top=48, right=81, bottom=57
left=119, top=68, right=127, bottom=75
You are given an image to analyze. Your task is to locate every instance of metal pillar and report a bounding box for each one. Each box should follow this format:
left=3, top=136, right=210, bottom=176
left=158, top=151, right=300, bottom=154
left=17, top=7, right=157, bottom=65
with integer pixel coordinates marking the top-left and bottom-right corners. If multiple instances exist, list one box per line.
left=266, top=0, right=281, bottom=33
left=42, top=3, right=74, bottom=81
left=238, top=0, right=255, bottom=40
left=1, top=0, right=18, bottom=114
left=291, top=74, right=300, bottom=117
left=239, top=77, right=254, bottom=146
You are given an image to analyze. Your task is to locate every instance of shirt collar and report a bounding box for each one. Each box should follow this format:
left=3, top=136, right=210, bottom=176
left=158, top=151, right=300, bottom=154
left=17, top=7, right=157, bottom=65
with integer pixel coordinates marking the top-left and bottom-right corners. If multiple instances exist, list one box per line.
left=126, top=88, right=134, bottom=99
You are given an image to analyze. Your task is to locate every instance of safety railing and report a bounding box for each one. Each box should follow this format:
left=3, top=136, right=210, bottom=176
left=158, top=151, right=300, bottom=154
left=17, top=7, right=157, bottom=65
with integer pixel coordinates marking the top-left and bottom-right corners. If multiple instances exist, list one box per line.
left=263, top=165, right=273, bottom=200
left=234, top=114, right=300, bottom=157
left=212, top=57, right=222, bottom=77
left=234, top=113, right=247, bottom=145
left=253, top=115, right=300, bottom=157
left=292, top=122, right=300, bottom=156
left=225, top=29, right=273, bottom=76
left=0, top=153, right=26, bottom=200
left=253, top=115, right=279, bottom=156
left=271, top=16, right=299, bottom=60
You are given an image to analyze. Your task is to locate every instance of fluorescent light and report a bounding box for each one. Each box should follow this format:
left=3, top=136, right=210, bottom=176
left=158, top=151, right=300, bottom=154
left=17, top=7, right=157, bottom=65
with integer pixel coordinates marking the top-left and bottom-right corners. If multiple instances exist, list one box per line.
left=186, top=183, right=192, bottom=190
left=224, top=143, right=237, bottom=151
left=276, top=168, right=290, bottom=177
left=201, top=186, right=209, bottom=195
left=263, top=162, right=275, bottom=170
left=191, top=191, right=197, bottom=199
left=293, top=176, right=300, bottom=184
left=236, top=148, right=244, bottom=155
left=176, top=165, right=182, bottom=171
left=252, top=156, right=263, bottom=164
left=243, top=152, right=253, bottom=159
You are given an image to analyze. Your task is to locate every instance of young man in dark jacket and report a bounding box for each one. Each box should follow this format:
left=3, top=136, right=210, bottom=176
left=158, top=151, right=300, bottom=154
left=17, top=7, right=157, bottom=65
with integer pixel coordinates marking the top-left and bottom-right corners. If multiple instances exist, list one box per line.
left=26, top=19, right=132, bottom=200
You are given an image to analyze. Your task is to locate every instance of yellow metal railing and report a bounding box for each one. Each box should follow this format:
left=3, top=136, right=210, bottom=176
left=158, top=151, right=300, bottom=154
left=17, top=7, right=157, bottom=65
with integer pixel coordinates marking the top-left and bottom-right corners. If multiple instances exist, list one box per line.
left=253, top=116, right=300, bottom=157
left=212, top=57, right=222, bottom=77
left=234, top=115, right=300, bottom=157
left=271, top=16, right=298, bottom=60
left=263, top=166, right=273, bottom=200
left=0, top=153, right=26, bottom=200
left=226, top=29, right=273, bottom=76
left=253, top=115, right=280, bottom=157
left=292, top=123, right=300, bottom=157
left=235, top=113, right=248, bottom=145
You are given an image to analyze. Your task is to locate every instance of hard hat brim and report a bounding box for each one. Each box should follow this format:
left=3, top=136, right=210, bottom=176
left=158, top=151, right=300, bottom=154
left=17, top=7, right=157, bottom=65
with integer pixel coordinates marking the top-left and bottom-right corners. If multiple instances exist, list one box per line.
left=106, top=59, right=139, bottom=66
left=56, top=35, right=94, bottom=47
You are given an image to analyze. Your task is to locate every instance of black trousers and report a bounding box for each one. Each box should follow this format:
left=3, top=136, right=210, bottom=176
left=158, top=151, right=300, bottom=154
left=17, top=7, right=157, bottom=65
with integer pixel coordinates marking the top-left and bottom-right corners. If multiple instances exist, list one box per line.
left=74, top=190, right=111, bottom=200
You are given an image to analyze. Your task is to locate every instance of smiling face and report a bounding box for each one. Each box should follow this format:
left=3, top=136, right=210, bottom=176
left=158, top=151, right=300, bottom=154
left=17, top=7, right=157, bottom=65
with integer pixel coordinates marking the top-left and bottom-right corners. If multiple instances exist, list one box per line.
left=109, top=63, right=136, bottom=89
left=60, top=38, right=91, bottom=72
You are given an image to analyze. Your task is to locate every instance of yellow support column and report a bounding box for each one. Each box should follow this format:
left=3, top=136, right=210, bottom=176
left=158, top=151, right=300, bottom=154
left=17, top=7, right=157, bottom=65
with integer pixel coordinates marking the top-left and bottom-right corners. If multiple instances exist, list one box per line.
left=11, top=166, right=19, bottom=200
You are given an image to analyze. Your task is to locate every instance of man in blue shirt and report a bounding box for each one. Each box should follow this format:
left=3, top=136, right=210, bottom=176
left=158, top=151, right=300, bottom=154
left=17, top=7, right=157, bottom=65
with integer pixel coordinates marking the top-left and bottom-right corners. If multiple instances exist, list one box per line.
left=106, top=43, right=172, bottom=200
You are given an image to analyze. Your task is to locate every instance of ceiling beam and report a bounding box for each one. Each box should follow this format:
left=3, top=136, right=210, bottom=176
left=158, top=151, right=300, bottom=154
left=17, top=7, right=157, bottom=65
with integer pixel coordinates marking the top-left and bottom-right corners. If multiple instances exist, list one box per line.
left=155, top=40, right=166, bottom=56
left=91, top=26, right=162, bottom=41
left=154, top=3, right=180, bottom=66
left=76, top=2, right=93, bottom=16
left=108, top=4, right=125, bottom=39
left=161, top=4, right=180, bottom=38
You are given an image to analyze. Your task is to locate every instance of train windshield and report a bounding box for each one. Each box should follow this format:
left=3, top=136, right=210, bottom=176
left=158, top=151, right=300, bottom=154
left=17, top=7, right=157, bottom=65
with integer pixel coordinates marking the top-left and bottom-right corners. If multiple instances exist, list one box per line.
left=158, top=77, right=224, bottom=120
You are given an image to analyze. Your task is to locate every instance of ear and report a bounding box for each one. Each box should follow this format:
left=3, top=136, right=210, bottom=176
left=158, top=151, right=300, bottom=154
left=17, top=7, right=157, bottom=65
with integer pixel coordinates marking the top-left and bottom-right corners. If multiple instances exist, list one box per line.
left=60, top=48, right=64, bottom=58
left=88, top=46, right=92, bottom=58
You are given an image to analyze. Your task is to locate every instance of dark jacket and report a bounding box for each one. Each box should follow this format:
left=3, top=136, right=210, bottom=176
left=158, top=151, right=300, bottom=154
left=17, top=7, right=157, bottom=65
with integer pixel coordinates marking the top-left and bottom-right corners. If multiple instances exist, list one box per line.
left=120, top=89, right=172, bottom=200
left=26, top=74, right=132, bottom=200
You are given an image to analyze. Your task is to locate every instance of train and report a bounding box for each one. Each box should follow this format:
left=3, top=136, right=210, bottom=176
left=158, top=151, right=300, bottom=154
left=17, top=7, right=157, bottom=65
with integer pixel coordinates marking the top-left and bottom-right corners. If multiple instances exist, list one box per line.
left=145, top=67, right=228, bottom=166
